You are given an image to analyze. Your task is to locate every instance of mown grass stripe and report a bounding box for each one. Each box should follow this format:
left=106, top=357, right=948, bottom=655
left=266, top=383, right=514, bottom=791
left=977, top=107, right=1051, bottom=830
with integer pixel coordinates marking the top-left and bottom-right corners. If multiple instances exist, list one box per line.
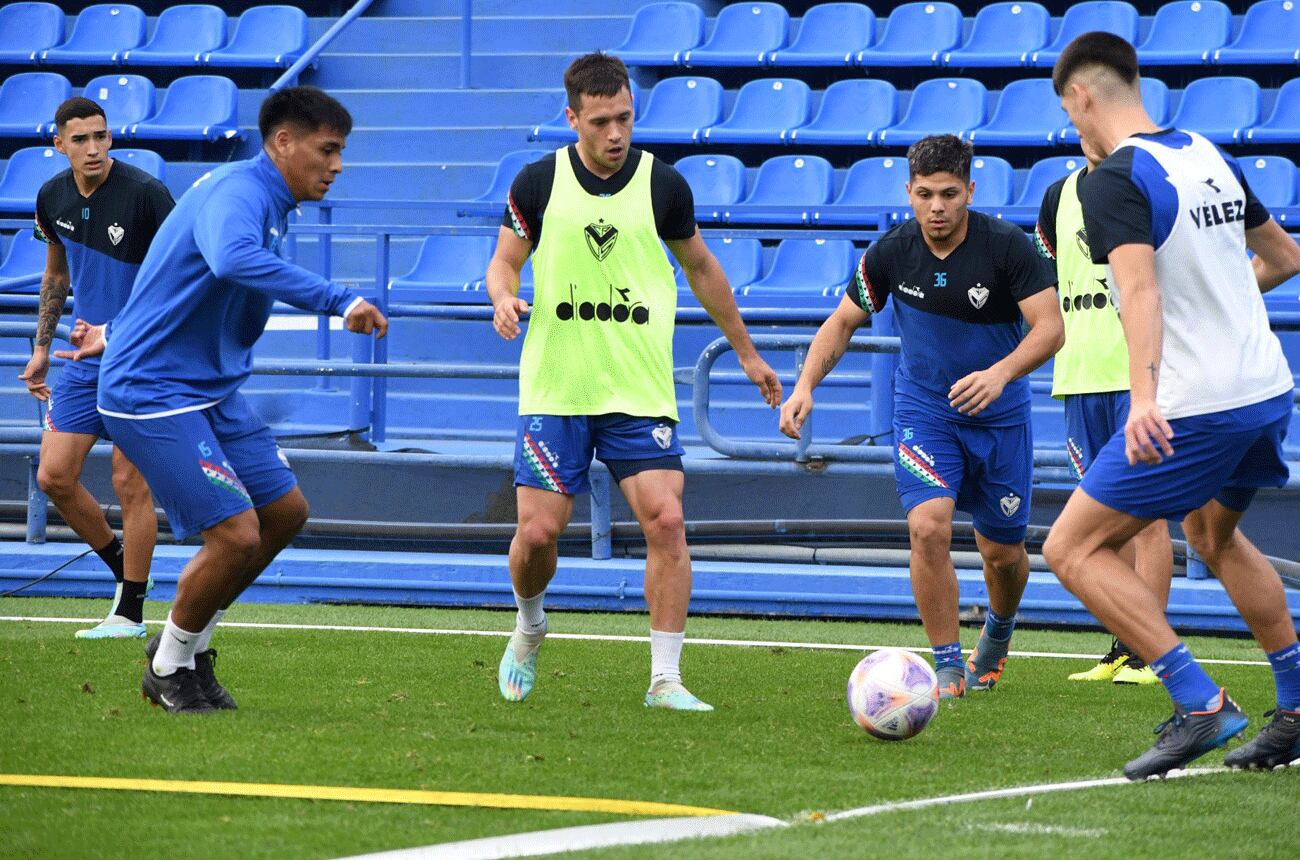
left=0, top=774, right=736, bottom=818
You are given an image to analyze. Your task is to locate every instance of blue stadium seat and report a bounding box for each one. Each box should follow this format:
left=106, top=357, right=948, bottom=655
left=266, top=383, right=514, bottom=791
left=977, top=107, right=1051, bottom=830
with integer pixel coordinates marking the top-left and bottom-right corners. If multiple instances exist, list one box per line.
left=1059, top=77, right=1169, bottom=143
left=1244, top=78, right=1300, bottom=144
left=0, top=3, right=64, bottom=64
left=1213, top=0, right=1300, bottom=66
left=677, top=237, right=762, bottom=302
left=530, top=81, right=642, bottom=142
left=73, top=75, right=156, bottom=135
left=942, top=2, right=1050, bottom=69
left=674, top=154, right=746, bottom=211
left=204, top=6, right=308, bottom=68
left=1029, top=2, right=1140, bottom=68
left=971, top=156, right=1015, bottom=206
left=732, top=155, right=834, bottom=224
left=0, top=73, right=70, bottom=138
left=818, top=156, right=910, bottom=225
left=0, top=231, right=47, bottom=292
left=1136, top=1, right=1230, bottom=66
left=786, top=79, right=897, bottom=145
left=112, top=148, right=165, bottom=181
left=390, top=235, right=496, bottom=304
left=702, top=78, right=812, bottom=144
left=1236, top=156, right=1296, bottom=209
left=119, top=4, right=227, bottom=67
left=876, top=78, right=987, bottom=146
left=124, top=76, right=240, bottom=142
left=40, top=4, right=145, bottom=66
left=967, top=79, right=1068, bottom=146
left=632, top=77, right=723, bottom=144
left=683, top=2, right=789, bottom=67
left=612, top=2, right=704, bottom=65
left=738, top=238, right=857, bottom=304
left=1014, top=156, right=1088, bottom=207
left=1168, top=77, right=1260, bottom=143
left=856, top=2, right=962, bottom=67
left=0, top=147, right=66, bottom=212
left=473, top=149, right=546, bottom=207
left=766, top=3, right=876, bottom=67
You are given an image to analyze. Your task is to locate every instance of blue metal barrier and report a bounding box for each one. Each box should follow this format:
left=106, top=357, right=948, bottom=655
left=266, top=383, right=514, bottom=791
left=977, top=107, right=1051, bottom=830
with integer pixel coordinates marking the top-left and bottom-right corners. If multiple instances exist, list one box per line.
left=270, top=0, right=375, bottom=92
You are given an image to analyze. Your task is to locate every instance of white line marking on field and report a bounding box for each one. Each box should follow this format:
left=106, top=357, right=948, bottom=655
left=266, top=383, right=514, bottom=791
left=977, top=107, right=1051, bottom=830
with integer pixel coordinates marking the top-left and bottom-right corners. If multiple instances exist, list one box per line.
left=0, top=616, right=1272, bottom=666
left=970, top=822, right=1107, bottom=838
left=338, top=814, right=787, bottom=860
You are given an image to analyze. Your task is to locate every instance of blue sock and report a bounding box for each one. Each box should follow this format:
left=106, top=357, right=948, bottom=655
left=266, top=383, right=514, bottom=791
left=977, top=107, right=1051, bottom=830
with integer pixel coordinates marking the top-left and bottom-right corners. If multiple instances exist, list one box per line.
left=1151, top=643, right=1221, bottom=712
left=982, top=609, right=1016, bottom=643
left=932, top=641, right=963, bottom=671
left=1266, top=642, right=1300, bottom=711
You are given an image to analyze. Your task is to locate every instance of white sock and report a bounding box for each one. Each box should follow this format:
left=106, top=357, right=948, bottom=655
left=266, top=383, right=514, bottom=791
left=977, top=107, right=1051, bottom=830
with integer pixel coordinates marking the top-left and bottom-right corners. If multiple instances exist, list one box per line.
left=153, top=612, right=201, bottom=676
left=194, top=609, right=225, bottom=653
left=514, top=590, right=547, bottom=634
left=650, top=629, right=685, bottom=688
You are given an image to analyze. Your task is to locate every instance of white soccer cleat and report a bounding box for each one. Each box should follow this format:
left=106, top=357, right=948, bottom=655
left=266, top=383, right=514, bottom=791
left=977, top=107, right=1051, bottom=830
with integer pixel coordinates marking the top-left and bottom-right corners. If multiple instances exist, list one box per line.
left=644, top=680, right=714, bottom=712
left=75, top=615, right=147, bottom=640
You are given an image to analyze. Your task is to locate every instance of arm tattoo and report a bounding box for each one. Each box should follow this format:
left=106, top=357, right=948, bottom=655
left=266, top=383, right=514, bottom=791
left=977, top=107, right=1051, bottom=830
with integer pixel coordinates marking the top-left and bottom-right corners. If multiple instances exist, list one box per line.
left=1147, top=361, right=1159, bottom=384
left=820, top=348, right=843, bottom=379
left=35, top=273, right=70, bottom=348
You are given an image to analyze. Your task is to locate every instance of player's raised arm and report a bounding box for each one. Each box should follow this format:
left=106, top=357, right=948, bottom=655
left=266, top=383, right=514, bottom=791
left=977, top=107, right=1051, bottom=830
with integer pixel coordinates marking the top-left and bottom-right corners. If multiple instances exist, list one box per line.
left=779, top=293, right=870, bottom=440
left=486, top=226, right=533, bottom=341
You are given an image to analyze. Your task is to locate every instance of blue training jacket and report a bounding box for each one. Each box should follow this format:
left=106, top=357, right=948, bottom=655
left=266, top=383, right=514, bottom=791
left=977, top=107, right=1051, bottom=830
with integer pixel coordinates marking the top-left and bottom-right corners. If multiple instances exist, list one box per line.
left=97, top=152, right=361, bottom=418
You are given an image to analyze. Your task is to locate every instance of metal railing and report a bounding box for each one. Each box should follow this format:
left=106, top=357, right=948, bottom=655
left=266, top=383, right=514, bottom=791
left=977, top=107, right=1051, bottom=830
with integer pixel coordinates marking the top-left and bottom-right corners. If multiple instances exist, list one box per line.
left=270, top=0, right=376, bottom=92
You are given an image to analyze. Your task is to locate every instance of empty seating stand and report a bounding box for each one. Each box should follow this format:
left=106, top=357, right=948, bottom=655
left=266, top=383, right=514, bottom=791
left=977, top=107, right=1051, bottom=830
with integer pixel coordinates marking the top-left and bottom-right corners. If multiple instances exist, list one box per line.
left=943, top=2, right=1050, bottom=69
left=729, top=155, right=834, bottom=223
left=702, top=78, right=812, bottom=144
left=612, top=2, right=704, bottom=65
left=1246, top=78, right=1300, bottom=144
left=1237, top=156, right=1297, bottom=210
left=677, top=236, right=763, bottom=306
left=683, top=2, right=789, bottom=66
left=967, top=79, right=1068, bottom=146
left=71, top=75, right=155, bottom=135
left=0, top=147, right=66, bottom=212
left=1136, top=1, right=1231, bottom=66
left=857, top=2, right=962, bottom=67
left=112, top=148, right=166, bottom=181
left=737, top=238, right=857, bottom=305
left=1168, top=76, right=1260, bottom=143
left=1029, top=1, right=1140, bottom=68
left=766, top=3, right=876, bottom=67
left=1213, top=0, right=1300, bottom=66
left=0, top=73, right=70, bottom=138
left=204, top=6, right=308, bottom=69
left=390, top=235, right=497, bottom=304
left=786, top=79, right=897, bottom=145
left=40, top=4, right=146, bottom=65
left=0, top=231, right=47, bottom=291
left=876, top=78, right=987, bottom=146
left=0, top=2, right=64, bottom=64
left=124, top=76, right=240, bottom=142
left=119, top=4, right=227, bottom=67
left=628, top=77, right=721, bottom=144
left=674, top=154, right=746, bottom=217
left=814, top=156, right=910, bottom=225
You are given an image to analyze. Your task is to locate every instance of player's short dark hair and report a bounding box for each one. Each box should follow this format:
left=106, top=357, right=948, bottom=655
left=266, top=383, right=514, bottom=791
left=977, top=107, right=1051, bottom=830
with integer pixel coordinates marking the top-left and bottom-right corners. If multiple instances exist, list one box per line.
left=1052, top=31, right=1139, bottom=96
left=563, top=52, right=631, bottom=112
left=907, top=135, right=973, bottom=181
left=258, top=85, right=353, bottom=140
left=54, top=97, right=106, bottom=131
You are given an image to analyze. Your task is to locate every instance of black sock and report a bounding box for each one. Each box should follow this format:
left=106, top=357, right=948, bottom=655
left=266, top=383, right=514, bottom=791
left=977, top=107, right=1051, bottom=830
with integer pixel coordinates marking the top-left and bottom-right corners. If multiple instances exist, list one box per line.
left=94, top=537, right=125, bottom=583
left=113, top=579, right=147, bottom=624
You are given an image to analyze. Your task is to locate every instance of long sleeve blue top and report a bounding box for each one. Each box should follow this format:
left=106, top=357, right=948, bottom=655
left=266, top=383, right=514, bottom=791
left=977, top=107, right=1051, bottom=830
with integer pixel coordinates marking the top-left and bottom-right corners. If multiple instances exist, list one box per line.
left=98, top=152, right=361, bottom=418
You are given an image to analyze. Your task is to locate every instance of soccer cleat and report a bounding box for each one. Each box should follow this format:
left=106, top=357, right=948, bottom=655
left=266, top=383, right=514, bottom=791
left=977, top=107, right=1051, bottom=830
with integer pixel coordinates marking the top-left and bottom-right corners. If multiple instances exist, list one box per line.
left=498, top=625, right=545, bottom=702
left=75, top=616, right=147, bottom=640
left=965, top=633, right=1010, bottom=692
left=1223, top=709, right=1300, bottom=770
left=936, top=664, right=965, bottom=699
left=644, top=680, right=713, bottom=712
left=1113, top=665, right=1159, bottom=686
left=1068, top=639, right=1132, bottom=681
left=194, top=648, right=237, bottom=710
left=1123, top=690, right=1249, bottom=780
left=141, top=638, right=215, bottom=715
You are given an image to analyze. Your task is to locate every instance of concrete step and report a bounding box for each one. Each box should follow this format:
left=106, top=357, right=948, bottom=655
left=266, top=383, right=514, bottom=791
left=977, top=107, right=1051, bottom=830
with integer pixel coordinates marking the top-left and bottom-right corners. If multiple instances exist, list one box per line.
left=326, top=89, right=561, bottom=127
left=339, top=125, right=535, bottom=161
left=306, top=52, right=577, bottom=90
left=312, top=15, right=633, bottom=53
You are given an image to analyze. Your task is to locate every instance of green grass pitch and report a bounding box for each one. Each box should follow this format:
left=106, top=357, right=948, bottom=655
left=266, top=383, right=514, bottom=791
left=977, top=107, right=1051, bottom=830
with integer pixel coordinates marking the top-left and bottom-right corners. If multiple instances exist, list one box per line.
left=1, top=597, right=1295, bottom=859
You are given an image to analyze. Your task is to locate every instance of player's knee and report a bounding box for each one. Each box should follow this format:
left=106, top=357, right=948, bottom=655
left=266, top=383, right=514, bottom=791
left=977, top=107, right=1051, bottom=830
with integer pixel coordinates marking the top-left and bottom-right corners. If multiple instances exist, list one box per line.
left=36, top=462, right=76, bottom=499
left=1183, top=519, right=1232, bottom=564
left=1042, top=528, right=1075, bottom=581
left=110, top=467, right=149, bottom=507
left=642, top=507, right=686, bottom=550
left=212, top=517, right=262, bottom=563
left=281, top=493, right=310, bottom=534
left=908, top=513, right=951, bottom=552
left=516, top=517, right=563, bottom=551
left=981, top=543, right=1025, bottom=576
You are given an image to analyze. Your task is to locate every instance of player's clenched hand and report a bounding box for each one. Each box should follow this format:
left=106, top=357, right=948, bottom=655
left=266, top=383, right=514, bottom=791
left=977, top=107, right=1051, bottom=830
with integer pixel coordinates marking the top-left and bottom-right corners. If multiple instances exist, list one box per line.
left=741, top=354, right=782, bottom=408
left=948, top=367, right=1009, bottom=417
left=53, top=319, right=105, bottom=361
left=1125, top=399, right=1175, bottom=465
left=347, top=301, right=388, bottom=338
left=18, top=351, right=50, bottom=401
left=493, top=296, right=530, bottom=341
left=779, top=389, right=813, bottom=440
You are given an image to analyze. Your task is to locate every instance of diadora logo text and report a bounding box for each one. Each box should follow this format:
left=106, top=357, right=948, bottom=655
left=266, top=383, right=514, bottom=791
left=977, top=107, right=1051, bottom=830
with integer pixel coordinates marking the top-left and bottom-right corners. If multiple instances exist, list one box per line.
left=56, top=218, right=75, bottom=232
left=555, top=283, right=649, bottom=326
left=1062, top=277, right=1110, bottom=314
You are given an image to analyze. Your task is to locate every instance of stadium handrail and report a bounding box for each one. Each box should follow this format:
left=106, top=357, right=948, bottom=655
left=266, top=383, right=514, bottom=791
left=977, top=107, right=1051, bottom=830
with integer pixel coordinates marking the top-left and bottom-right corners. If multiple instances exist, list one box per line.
left=270, top=0, right=376, bottom=92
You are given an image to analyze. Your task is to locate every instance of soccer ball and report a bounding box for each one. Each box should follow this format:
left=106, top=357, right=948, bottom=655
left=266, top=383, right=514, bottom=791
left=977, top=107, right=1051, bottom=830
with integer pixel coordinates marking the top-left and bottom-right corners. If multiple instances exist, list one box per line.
left=846, top=648, right=939, bottom=741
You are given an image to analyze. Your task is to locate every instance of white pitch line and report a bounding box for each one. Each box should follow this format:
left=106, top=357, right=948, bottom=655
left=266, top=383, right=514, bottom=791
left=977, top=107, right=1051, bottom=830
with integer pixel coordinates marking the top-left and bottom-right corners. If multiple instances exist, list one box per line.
left=0, top=615, right=1272, bottom=666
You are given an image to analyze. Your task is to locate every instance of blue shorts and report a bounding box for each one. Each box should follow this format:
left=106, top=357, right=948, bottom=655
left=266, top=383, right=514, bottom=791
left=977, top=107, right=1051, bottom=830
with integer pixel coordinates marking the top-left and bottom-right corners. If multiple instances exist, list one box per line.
left=44, top=372, right=108, bottom=439
left=1081, top=390, right=1292, bottom=520
left=893, top=406, right=1033, bottom=545
left=514, top=413, right=685, bottom=496
left=99, top=393, right=297, bottom=541
left=1064, top=390, right=1129, bottom=480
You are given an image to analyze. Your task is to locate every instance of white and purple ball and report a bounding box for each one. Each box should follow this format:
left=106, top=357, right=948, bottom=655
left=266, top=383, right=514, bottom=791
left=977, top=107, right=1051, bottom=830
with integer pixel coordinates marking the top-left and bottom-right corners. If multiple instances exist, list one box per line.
left=846, top=648, right=939, bottom=741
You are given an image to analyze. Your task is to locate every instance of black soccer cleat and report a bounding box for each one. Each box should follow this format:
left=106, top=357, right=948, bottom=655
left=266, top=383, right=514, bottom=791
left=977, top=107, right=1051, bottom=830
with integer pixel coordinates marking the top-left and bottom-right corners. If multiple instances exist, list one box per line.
left=194, top=648, right=237, bottom=710
left=1123, top=690, right=1248, bottom=780
left=1223, top=709, right=1300, bottom=770
left=142, top=633, right=215, bottom=714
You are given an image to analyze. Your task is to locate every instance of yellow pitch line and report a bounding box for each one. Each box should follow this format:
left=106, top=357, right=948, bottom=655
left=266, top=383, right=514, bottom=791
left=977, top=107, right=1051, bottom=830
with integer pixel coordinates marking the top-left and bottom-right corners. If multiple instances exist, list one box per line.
left=0, top=774, right=736, bottom=818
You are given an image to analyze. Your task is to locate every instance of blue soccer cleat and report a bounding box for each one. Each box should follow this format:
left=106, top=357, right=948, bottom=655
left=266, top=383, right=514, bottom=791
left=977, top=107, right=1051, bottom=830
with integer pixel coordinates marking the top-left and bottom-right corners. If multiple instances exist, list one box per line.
left=75, top=616, right=147, bottom=640
left=1124, top=689, right=1249, bottom=780
left=965, top=632, right=1010, bottom=692
left=644, top=680, right=713, bottom=712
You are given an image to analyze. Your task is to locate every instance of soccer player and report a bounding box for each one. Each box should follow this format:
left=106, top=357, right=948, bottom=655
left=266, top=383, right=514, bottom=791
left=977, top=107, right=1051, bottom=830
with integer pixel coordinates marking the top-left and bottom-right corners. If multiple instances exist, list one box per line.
left=1044, top=32, right=1300, bottom=778
left=780, top=135, right=1064, bottom=699
left=1035, top=136, right=1171, bottom=686
left=66, top=86, right=388, bottom=714
left=487, top=53, right=781, bottom=711
left=20, top=97, right=173, bottom=640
